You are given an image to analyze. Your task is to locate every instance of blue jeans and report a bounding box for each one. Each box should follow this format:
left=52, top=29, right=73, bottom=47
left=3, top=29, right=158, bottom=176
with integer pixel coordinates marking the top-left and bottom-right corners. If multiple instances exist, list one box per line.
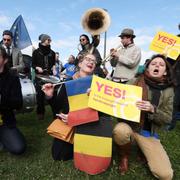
left=0, top=125, right=26, bottom=155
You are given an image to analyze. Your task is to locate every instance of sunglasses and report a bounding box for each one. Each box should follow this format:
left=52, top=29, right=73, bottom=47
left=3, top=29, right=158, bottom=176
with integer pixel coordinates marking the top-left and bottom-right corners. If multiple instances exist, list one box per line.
left=3, top=38, right=11, bottom=42
left=80, top=38, right=86, bottom=42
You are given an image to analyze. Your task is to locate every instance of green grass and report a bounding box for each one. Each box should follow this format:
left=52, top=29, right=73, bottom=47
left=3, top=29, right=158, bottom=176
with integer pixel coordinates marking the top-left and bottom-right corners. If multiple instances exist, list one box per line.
left=0, top=107, right=180, bottom=180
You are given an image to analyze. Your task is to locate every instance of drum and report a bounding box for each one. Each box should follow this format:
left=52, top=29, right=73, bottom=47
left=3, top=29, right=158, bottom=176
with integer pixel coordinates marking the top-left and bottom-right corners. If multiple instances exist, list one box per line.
left=20, top=78, right=36, bottom=113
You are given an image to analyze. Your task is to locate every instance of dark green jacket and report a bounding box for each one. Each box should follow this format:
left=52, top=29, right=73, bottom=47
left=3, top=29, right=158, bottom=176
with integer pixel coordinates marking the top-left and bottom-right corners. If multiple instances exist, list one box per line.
left=128, top=78, right=174, bottom=133
left=147, top=86, right=174, bottom=133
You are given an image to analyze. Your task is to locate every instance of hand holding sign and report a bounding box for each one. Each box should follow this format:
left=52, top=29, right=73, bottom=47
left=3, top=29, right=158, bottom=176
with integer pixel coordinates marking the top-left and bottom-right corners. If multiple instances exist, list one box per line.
left=136, top=100, right=155, bottom=113
left=150, top=31, right=180, bottom=60
left=88, top=75, right=142, bottom=123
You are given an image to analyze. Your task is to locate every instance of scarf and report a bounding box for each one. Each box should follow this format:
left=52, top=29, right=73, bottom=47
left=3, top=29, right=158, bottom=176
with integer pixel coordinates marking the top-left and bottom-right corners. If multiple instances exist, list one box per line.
left=134, top=70, right=172, bottom=128
left=39, top=43, right=51, bottom=56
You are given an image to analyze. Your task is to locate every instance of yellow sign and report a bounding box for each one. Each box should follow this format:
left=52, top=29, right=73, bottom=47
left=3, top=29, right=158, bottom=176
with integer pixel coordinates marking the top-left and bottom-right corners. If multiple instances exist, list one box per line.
left=88, top=76, right=142, bottom=123
left=150, top=31, right=180, bottom=60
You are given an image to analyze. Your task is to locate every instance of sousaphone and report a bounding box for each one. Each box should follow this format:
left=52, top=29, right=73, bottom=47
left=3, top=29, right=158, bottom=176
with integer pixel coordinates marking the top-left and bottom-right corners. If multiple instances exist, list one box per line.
left=81, top=8, right=111, bottom=36
left=81, top=8, right=111, bottom=74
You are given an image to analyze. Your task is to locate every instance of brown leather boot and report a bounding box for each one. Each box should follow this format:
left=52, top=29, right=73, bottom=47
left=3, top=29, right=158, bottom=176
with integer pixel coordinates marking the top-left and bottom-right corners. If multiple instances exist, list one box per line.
left=118, top=142, right=131, bottom=175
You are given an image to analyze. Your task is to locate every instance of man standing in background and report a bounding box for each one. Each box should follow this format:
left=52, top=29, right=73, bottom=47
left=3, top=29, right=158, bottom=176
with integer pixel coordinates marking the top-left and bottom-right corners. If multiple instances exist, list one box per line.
left=32, top=34, right=55, bottom=120
left=110, top=28, right=141, bottom=83
left=1, top=30, right=24, bottom=74
left=53, top=52, right=63, bottom=79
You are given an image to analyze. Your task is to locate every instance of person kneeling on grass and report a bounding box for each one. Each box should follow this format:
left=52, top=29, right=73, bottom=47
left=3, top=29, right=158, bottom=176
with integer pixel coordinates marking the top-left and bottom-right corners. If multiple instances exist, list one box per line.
left=113, top=54, right=174, bottom=180
left=0, top=47, right=26, bottom=155
left=42, top=53, right=110, bottom=161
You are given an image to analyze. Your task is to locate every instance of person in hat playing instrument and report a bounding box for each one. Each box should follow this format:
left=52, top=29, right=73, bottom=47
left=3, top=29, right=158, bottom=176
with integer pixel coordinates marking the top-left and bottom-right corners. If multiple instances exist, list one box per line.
left=110, top=28, right=141, bottom=83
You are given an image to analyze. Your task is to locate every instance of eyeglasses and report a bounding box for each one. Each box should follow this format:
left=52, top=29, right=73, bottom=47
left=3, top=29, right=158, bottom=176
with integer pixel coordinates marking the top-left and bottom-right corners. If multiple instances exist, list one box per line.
left=84, top=57, right=97, bottom=64
left=47, top=39, right=51, bottom=42
left=80, top=38, right=86, bottom=42
left=3, top=38, right=11, bottom=42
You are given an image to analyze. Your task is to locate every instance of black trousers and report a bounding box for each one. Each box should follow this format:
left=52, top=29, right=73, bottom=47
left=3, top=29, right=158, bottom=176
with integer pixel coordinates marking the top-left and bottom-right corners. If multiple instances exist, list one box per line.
left=0, top=125, right=26, bottom=155
left=35, top=78, right=46, bottom=114
left=52, top=138, right=73, bottom=161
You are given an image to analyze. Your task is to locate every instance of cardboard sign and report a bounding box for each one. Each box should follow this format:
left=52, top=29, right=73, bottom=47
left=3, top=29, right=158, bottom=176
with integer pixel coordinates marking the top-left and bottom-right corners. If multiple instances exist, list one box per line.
left=88, top=75, right=142, bottom=123
left=150, top=31, right=180, bottom=60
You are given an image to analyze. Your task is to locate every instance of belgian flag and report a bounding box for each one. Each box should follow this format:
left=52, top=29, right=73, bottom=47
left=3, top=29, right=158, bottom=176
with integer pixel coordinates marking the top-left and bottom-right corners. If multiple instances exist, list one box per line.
left=74, top=116, right=112, bottom=175
left=65, top=76, right=99, bottom=127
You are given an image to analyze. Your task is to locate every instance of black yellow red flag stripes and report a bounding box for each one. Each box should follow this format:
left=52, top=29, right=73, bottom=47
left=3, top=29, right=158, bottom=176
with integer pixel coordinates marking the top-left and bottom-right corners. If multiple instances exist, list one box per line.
left=65, top=76, right=99, bottom=126
left=74, top=117, right=112, bottom=175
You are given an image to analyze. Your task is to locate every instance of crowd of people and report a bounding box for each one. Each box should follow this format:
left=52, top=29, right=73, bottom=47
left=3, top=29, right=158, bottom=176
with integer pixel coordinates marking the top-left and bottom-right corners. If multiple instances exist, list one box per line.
left=0, top=25, right=180, bottom=179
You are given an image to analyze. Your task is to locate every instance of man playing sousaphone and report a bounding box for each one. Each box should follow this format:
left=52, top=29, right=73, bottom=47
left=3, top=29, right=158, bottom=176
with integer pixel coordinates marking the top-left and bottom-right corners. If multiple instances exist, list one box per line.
left=110, top=28, right=141, bottom=83
left=75, top=8, right=111, bottom=78
left=76, top=34, right=106, bottom=78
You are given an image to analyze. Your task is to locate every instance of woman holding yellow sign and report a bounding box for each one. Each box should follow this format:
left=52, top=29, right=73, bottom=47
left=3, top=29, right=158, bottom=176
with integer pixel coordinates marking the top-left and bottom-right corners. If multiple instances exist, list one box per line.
left=42, top=53, right=112, bottom=175
left=113, top=54, right=174, bottom=179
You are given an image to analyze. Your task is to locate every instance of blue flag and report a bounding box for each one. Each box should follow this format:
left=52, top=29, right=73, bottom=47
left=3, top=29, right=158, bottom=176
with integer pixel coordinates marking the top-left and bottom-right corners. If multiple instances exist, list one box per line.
left=10, top=15, right=32, bottom=50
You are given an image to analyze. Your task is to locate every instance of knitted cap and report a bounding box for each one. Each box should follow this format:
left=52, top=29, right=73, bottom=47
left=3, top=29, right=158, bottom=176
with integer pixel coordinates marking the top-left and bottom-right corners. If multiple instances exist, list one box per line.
left=39, top=34, right=51, bottom=43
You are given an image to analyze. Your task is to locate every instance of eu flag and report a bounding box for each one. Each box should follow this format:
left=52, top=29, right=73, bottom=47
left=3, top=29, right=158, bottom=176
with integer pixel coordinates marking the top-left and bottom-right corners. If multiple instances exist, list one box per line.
left=10, top=15, right=32, bottom=50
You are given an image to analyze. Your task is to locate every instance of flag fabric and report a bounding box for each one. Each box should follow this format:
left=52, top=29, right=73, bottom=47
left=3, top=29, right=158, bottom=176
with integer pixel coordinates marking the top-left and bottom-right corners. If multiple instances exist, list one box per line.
left=74, top=117, right=112, bottom=175
left=10, top=15, right=32, bottom=50
left=65, top=76, right=99, bottom=127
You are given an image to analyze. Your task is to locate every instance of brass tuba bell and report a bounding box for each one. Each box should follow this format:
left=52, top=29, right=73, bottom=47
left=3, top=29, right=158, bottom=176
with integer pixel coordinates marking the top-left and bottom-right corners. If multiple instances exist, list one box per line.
left=81, top=8, right=111, bottom=36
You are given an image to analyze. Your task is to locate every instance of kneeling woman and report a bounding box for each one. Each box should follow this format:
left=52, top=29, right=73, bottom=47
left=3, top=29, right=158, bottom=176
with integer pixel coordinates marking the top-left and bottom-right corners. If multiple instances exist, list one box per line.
left=0, top=47, right=26, bottom=155
left=43, top=53, right=110, bottom=161
left=113, top=54, right=174, bottom=179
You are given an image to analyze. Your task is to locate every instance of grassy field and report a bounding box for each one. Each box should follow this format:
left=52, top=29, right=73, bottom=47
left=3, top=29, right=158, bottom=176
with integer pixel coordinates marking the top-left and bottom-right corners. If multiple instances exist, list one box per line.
left=0, top=107, right=180, bottom=180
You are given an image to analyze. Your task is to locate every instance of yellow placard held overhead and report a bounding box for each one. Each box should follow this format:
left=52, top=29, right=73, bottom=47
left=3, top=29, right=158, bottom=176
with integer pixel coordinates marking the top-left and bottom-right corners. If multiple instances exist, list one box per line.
left=150, top=31, right=180, bottom=60
left=88, top=75, right=142, bottom=123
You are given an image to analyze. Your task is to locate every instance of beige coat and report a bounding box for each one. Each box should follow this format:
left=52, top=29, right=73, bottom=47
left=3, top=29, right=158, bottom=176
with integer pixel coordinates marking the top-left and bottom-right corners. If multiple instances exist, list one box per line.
left=110, top=43, right=141, bottom=80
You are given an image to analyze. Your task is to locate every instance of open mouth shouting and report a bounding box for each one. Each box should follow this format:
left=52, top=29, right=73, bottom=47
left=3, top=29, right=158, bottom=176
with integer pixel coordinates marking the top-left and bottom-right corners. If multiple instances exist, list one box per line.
left=147, top=57, right=167, bottom=78
left=153, top=68, right=159, bottom=75
left=86, top=63, right=94, bottom=70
